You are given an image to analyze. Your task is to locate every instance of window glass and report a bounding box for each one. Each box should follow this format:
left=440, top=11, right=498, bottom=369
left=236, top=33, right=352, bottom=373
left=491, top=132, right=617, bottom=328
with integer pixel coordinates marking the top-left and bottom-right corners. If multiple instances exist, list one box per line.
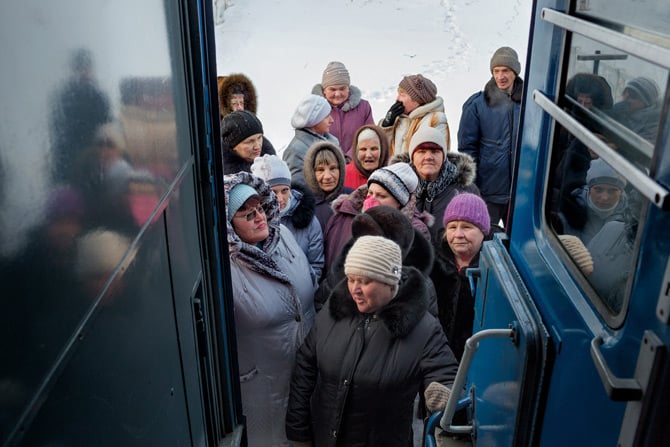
left=547, top=32, right=666, bottom=316
left=576, top=0, right=670, bottom=40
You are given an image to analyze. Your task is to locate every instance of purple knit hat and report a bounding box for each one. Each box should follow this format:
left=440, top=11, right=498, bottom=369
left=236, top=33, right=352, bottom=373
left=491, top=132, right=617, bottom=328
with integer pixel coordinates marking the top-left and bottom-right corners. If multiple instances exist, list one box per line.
left=443, top=193, right=490, bottom=235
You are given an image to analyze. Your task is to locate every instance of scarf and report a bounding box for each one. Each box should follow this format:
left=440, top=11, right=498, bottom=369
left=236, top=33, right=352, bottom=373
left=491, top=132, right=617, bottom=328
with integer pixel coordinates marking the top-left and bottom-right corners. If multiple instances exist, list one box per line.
left=415, top=161, right=457, bottom=202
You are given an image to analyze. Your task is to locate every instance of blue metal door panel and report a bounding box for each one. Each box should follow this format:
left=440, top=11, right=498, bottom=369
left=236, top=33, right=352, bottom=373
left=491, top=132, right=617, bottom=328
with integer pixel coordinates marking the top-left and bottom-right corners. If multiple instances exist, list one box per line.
left=467, top=234, right=548, bottom=446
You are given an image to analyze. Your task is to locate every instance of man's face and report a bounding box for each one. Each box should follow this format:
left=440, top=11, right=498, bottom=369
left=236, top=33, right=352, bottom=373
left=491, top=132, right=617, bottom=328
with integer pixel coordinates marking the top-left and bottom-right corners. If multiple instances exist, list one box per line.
left=492, top=66, right=517, bottom=93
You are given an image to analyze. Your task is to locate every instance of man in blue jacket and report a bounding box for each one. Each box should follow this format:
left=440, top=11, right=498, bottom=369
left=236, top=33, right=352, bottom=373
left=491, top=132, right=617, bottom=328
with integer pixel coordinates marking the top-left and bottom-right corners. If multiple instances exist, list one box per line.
left=458, top=46, right=524, bottom=228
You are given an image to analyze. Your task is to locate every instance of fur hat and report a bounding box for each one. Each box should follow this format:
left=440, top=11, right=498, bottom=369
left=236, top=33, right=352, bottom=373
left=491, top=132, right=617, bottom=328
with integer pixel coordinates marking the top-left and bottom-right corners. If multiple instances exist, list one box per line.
left=221, top=110, right=263, bottom=149
left=367, top=162, right=418, bottom=206
left=322, top=61, right=350, bottom=88
left=399, top=74, right=437, bottom=105
left=250, top=154, right=291, bottom=187
left=352, top=205, right=415, bottom=258
left=624, top=77, right=659, bottom=107
left=227, top=183, right=259, bottom=221
left=443, top=192, right=491, bottom=235
left=291, top=94, right=332, bottom=129
left=586, top=159, right=627, bottom=190
left=409, top=127, right=447, bottom=160
left=345, top=235, right=402, bottom=287
left=490, top=46, right=521, bottom=75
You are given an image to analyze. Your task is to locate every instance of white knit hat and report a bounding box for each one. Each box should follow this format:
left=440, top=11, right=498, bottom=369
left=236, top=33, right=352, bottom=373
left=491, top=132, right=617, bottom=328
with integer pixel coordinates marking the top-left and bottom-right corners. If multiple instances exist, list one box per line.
left=345, top=235, right=402, bottom=287
left=290, top=94, right=332, bottom=129
left=367, top=162, right=418, bottom=206
left=251, top=154, right=291, bottom=187
left=409, top=127, right=447, bottom=160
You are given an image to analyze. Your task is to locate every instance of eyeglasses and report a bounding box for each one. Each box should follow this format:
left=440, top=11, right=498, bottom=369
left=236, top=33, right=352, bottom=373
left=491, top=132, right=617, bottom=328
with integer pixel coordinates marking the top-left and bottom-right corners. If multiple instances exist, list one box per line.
left=234, top=203, right=267, bottom=221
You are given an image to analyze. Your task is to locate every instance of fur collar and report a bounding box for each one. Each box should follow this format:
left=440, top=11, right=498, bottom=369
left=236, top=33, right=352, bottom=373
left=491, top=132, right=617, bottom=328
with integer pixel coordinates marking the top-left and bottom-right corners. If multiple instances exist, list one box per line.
left=328, top=266, right=429, bottom=338
left=311, top=84, right=364, bottom=112
left=222, top=136, right=275, bottom=175
left=483, top=76, right=524, bottom=106
left=446, top=151, right=477, bottom=187
left=285, top=183, right=317, bottom=229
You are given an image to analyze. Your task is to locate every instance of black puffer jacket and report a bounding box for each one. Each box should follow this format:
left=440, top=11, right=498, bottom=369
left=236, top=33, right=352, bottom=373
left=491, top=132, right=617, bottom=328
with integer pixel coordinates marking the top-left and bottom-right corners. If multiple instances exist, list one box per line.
left=286, top=267, right=458, bottom=447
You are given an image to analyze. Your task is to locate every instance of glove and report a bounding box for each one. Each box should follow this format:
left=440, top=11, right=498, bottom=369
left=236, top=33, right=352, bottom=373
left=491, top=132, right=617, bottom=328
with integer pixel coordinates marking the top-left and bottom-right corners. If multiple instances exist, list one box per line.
left=381, top=101, right=404, bottom=127
left=424, top=381, right=452, bottom=412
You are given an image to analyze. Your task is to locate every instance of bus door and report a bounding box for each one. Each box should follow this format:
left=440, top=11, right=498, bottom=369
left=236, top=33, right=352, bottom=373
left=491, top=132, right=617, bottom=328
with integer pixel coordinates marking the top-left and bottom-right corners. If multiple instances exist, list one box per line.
left=441, top=0, right=670, bottom=445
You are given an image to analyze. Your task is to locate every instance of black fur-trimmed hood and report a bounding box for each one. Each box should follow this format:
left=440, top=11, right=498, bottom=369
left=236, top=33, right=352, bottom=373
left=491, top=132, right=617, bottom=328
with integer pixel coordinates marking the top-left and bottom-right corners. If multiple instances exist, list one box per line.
left=329, top=266, right=429, bottom=338
left=285, top=182, right=317, bottom=229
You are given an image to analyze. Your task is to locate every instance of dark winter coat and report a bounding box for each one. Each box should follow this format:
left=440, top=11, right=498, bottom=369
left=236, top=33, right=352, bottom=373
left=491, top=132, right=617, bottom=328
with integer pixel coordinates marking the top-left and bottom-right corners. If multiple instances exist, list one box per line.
left=315, top=205, right=437, bottom=316
left=312, top=84, right=375, bottom=159
left=458, top=77, right=523, bottom=204
left=430, top=235, right=481, bottom=361
left=414, top=152, right=479, bottom=242
left=286, top=267, right=458, bottom=447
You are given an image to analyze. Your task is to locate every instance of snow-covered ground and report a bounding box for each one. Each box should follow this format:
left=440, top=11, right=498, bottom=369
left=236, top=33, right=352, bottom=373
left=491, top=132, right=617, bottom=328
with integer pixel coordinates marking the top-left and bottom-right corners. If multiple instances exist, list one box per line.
left=215, top=0, right=533, bottom=152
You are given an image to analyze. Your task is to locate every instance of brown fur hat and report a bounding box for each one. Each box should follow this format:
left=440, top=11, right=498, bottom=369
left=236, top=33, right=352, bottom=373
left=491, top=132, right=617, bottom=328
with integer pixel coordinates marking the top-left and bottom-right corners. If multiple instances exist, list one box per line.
left=218, top=73, right=258, bottom=118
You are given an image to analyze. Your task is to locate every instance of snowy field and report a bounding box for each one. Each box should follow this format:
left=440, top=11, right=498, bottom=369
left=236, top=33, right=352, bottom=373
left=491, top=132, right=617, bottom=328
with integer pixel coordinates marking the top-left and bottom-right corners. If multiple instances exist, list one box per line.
left=215, top=0, right=534, bottom=152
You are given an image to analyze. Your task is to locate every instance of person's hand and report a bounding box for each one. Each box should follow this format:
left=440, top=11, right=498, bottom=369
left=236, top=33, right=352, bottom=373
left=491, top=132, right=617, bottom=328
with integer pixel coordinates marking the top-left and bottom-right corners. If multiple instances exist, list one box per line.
left=381, top=101, right=404, bottom=127
left=424, top=381, right=452, bottom=412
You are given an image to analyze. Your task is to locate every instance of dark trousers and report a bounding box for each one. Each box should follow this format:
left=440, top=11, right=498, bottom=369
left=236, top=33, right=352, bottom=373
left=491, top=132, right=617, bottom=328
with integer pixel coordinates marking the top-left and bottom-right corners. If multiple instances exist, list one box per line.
left=485, top=201, right=509, bottom=229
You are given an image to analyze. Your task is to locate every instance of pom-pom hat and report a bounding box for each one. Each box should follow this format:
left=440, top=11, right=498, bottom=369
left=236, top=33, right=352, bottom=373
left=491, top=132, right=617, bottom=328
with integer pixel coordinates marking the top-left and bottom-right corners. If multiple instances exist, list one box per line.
left=443, top=193, right=491, bottom=235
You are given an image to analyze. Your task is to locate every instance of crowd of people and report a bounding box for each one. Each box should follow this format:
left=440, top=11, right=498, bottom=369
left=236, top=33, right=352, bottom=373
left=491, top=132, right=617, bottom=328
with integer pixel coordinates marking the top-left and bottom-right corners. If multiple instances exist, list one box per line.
left=219, top=48, right=528, bottom=446
left=218, top=45, right=658, bottom=445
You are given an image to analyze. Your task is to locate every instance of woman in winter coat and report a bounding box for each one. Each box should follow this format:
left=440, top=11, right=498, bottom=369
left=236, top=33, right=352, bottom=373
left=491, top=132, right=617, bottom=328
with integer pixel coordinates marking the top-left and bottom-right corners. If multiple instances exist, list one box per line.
left=286, top=236, right=459, bottom=447
left=251, top=154, right=325, bottom=281
left=430, top=193, right=491, bottom=361
left=283, top=94, right=339, bottom=185
left=312, top=61, right=375, bottom=159
left=221, top=110, right=275, bottom=175
left=378, top=74, right=451, bottom=156
left=302, top=140, right=351, bottom=233
left=323, top=162, right=433, bottom=270
left=409, top=126, right=480, bottom=241
left=224, top=172, right=316, bottom=447
left=343, top=124, right=389, bottom=190
left=316, top=205, right=437, bottom=316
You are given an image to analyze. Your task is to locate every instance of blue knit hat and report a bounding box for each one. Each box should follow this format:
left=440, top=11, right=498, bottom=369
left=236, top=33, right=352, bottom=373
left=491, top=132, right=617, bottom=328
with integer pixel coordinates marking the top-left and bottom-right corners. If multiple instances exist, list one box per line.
left=443, top=193, right=490, bottom=235
left=227, top=183, right=259, bottom=221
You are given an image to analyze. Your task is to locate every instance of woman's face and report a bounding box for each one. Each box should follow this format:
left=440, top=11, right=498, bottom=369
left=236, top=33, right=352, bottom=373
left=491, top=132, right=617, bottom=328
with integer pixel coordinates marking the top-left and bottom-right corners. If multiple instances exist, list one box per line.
left=412, top=147, right=444, bottom=181
left=347, top=274, right=395, bottom=314
left=271, top=185, right=291, bottom=211
left=232, top=133, right=263, bottom=162
left=323, top=84, right=350, bottom=107
left=315, top=161, right=340, bottom=193
left=367, top=183, right=400, bottom=209
left=357, top=137, right=382, bottom=171
left=230, top=93, right=245, bottom=111
left=589, top=183, right=622, bottom=209
left=310, top=114, right=334, bottom=136
left=445, top=220, right=485, bottom=262
left=231, top=197, right=269, bottom=244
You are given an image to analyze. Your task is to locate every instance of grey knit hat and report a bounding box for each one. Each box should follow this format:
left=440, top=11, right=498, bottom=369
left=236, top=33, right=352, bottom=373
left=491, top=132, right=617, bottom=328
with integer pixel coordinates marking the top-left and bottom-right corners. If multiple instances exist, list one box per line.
left=291, top=94, right=332, bottom=129
left=367, top=162, right=418, bottom=206
left=409, top=126, right=448, bottom=160
left=399, top=74, right=437, bottom=105
left=345, top=235, right=402, bottom=287
left=490, top=46, right=521, bottom=75
left=586, top=159, right=627, bottom=190
left=322, top=61, right=351, bottom=88
left=624, top=77, right=659, bottom=107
